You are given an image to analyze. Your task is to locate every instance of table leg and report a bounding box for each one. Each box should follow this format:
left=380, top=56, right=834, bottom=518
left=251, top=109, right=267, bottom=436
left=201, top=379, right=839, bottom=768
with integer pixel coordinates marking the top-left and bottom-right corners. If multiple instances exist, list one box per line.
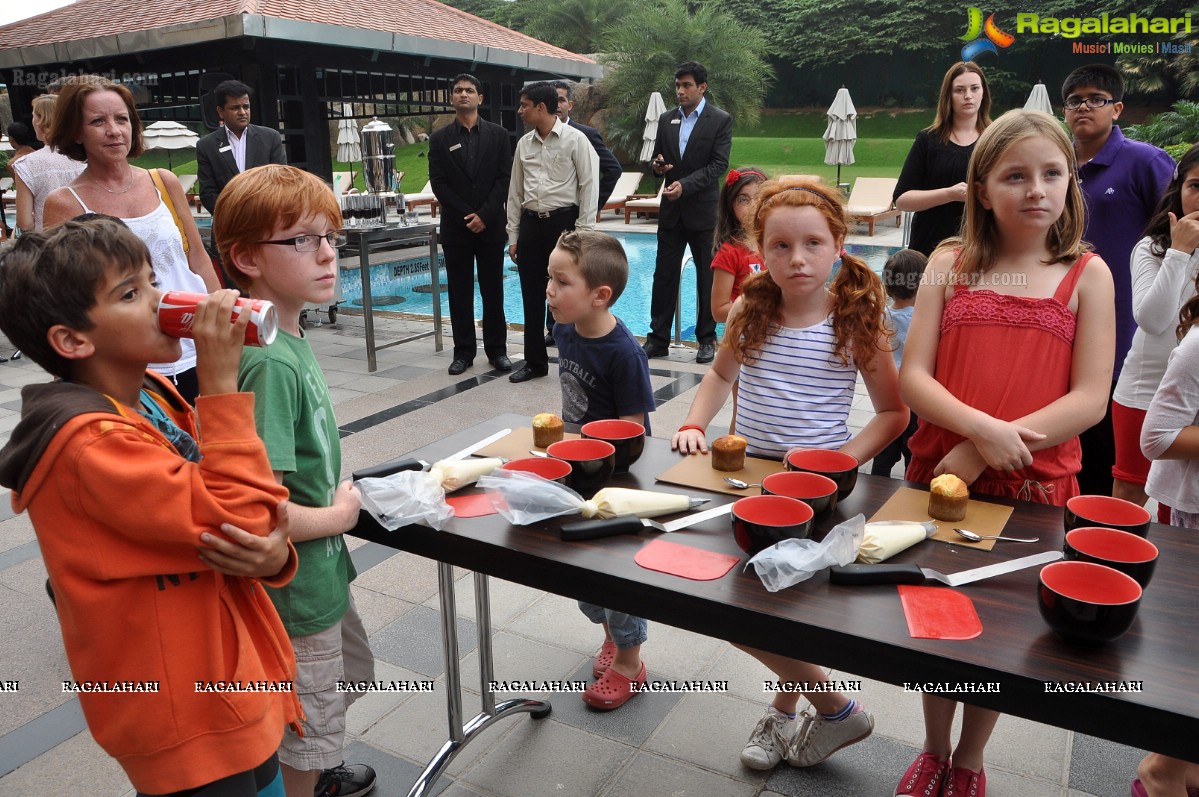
left=405, top=565, right=551, bottom=797
left=359, top=233, right=377, bottom=372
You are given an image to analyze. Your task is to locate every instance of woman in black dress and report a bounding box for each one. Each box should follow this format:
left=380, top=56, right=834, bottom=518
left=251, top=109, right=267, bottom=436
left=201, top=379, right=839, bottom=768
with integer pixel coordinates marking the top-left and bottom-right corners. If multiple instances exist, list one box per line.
left=894, top=62, right=992, bottom=256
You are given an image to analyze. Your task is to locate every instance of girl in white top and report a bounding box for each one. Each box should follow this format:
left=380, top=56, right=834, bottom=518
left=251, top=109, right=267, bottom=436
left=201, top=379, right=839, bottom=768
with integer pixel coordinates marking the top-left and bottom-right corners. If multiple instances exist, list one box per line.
left=672, top=178, right=907, bottom=773
left=1112, top=144, right=1199, bottom=511
left=1135, top=276, right=1199, bottom=797
left=42, top=76, right=217, bottom=403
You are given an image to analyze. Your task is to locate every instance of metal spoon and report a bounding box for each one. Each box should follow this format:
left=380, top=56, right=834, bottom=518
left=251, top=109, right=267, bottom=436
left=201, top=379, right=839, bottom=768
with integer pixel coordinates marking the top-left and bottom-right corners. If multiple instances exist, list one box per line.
left=528, top=450, right=549, bottom=458
left=723, top=477, right=763, bottom=489
left=954, top=528, right=1040, bottom=543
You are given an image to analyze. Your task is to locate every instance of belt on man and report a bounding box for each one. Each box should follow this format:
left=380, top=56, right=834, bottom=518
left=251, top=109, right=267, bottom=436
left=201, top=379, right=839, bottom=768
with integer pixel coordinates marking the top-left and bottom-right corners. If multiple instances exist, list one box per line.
left=522, top=205, right=577, bottom=220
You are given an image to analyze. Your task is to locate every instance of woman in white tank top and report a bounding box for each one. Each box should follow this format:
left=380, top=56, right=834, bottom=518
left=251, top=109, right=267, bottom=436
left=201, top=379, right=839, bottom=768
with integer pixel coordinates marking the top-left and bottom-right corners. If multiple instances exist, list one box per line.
left=42, top=76, right=218, bottom=403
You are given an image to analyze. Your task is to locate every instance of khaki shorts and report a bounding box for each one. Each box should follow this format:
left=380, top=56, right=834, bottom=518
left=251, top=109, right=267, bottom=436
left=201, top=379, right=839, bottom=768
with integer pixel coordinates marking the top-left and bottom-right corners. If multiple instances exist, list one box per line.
left=278, top=595, right=375, bottom=771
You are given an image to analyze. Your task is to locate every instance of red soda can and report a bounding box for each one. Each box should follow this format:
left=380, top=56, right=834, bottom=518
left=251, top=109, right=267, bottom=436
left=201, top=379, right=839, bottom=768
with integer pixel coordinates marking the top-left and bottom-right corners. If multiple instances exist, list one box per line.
left=158, top=291, right=278, bottom=347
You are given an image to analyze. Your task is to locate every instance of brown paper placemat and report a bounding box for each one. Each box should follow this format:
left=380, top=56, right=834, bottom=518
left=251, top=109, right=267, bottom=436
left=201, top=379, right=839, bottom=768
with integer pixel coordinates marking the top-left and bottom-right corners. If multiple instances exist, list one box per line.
left=868, top=486, right=1013, bottom=551
left=473, top=427, right=582, bottom=461
left=655, top=452, right=786, bottom=496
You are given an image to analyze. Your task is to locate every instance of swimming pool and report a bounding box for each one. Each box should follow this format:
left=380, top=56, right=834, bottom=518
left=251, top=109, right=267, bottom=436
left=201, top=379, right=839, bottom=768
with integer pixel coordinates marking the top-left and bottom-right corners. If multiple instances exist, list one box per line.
left=337, top=234, right=901, bottom=340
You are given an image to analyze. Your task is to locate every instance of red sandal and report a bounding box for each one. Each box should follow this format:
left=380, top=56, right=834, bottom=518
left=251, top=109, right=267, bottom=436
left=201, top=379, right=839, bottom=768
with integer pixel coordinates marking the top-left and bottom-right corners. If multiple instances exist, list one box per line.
left=582, top=662, right=646, bottom=710
left=592, top=640, right=617, bottom=678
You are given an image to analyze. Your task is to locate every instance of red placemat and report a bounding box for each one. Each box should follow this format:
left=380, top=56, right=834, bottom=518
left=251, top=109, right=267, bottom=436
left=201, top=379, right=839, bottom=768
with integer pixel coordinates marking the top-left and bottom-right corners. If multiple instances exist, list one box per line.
left=897, top=585, right=983, bottom=640
left=633, top=538, right=740, bottom=581
left=447, top=493, right=498, bottom=519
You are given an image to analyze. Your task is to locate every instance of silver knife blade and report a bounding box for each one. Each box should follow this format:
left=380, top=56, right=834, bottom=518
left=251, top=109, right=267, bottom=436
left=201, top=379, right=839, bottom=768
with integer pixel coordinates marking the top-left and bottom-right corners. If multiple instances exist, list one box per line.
left=927, top=550, right=1063, bottom=587
left=660, top=502, right=734, bottom=532
left=443, top=429, right=511, bottom=462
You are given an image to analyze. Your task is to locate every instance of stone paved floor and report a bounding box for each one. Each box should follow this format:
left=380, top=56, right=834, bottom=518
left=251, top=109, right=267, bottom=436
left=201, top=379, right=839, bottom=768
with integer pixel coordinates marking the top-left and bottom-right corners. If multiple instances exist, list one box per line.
left=0, top=215, right=1148, bottom=796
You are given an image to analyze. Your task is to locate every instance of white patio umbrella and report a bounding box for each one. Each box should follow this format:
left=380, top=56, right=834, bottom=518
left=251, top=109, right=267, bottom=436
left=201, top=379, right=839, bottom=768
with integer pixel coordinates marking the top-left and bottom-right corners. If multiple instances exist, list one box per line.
left=1024, top=82, right=1055, bottom=116
left=639, top=91, right=667, bottom=163
left=823, top=86, right=857, bottom=188
left=337, top=105, right=362, bottom=189
left=142, top=120, right=200, bottom=169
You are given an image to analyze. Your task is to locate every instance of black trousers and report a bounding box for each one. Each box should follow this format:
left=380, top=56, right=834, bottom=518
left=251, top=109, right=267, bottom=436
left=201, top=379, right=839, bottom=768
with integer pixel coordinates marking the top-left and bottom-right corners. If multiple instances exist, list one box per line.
left=1076, top=380, right=1117, bottom=496
left=516, top=211, right=576, bottom=370
left=649, top=224, right=716, bottom=347
left=443, top=239, right=508, bottom=362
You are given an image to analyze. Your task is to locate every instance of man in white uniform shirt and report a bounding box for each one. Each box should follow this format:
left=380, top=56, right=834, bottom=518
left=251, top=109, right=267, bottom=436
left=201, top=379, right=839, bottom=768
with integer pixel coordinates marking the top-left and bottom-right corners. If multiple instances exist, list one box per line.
left=505, top=81, right=599, bottom=383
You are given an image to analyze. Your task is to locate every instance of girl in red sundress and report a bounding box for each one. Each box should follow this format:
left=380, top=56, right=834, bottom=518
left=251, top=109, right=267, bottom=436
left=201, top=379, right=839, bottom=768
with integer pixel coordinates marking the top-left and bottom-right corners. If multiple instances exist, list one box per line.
left=896, top=109, right=1116, bottom=797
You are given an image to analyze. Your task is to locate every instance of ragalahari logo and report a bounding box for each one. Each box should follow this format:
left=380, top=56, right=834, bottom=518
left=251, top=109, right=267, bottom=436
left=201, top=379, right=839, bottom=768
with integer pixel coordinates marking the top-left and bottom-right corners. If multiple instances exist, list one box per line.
left=960, top=7, right=1016, bottom=61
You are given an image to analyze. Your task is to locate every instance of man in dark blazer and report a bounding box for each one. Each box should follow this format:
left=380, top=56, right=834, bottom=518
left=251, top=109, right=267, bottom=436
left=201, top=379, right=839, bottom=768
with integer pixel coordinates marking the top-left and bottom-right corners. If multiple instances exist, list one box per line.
left=429, top=73, right=514, bottom=375
left=195, top=80, right=286, bottom=215
left=643, top=61, right=733, bottom=364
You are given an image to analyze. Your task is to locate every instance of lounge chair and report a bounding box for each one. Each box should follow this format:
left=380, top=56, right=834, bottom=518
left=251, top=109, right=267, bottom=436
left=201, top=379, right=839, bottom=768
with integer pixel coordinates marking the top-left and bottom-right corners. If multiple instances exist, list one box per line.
left=846, top=177, right=901, bottom=236
left=405, top=181, right=439, bottom=218
left=624, top=182, right=664, bottom=223
left=599, top=172, right=646, bottom=221
left=332, top=171, right=352, bottom=195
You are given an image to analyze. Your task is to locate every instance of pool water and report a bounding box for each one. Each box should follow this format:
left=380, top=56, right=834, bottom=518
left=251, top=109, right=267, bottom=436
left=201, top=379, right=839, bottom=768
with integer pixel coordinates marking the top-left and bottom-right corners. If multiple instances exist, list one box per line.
left=338, top=234, right=900, bottom=341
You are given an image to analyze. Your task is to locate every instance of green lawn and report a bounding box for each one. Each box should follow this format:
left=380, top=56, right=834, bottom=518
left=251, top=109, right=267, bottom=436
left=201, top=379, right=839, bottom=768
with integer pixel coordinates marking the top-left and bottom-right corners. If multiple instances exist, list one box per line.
left=743, top=108, right=933, bottom=139
left=729, top=137, right=912, bottom=182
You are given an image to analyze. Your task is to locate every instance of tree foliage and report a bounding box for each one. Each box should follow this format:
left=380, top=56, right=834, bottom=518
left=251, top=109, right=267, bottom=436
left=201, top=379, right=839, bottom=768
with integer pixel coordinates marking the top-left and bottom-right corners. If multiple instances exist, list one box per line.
left=1125, top=101, right=1199, bottom=148
left=599, top=0, right=773, bottom=156
left=505, top=0, right=634, bottom=55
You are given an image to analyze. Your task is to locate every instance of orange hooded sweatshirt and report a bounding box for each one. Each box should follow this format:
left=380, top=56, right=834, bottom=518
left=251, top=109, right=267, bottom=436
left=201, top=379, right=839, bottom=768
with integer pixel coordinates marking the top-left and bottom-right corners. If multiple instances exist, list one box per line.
left=0, top=373, right=301, bottom=794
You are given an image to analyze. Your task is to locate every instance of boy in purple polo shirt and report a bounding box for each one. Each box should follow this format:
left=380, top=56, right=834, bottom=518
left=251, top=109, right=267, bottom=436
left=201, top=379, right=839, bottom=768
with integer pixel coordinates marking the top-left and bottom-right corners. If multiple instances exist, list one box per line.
left=1061, top=63, right=1174, bottom=496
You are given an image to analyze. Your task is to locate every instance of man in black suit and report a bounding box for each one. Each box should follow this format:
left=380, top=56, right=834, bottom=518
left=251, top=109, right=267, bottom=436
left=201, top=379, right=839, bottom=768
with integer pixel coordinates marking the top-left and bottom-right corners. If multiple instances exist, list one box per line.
left=195, top=80, right=286, bottom=215
left=544, top=80, right=622, bottom=344
left=643, top=61, right=732, bottom=364
left=429, top=73, right=514, bottom=375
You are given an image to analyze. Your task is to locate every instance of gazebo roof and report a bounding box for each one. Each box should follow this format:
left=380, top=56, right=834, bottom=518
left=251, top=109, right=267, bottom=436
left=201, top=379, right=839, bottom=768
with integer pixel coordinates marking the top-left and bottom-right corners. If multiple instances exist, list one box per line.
left=0, top=0, right=600, bottom=77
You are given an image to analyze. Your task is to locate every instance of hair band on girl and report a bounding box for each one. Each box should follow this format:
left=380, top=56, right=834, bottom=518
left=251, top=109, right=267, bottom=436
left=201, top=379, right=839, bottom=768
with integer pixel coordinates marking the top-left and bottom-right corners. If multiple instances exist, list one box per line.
left=726, top=169, right=766, bottom=188
left=777, top=185, right=839, bottom=209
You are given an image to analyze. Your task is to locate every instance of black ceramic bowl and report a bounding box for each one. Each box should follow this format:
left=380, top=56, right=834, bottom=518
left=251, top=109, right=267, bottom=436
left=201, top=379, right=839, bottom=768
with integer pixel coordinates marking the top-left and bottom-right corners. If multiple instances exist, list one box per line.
left=581, top=419, right=646, bottom=474
left=1064, top=527, right=1159, bottom=588
left=761, top=471, right=839, bottom=519
left=501, top=456, right=572, bottom=485
left=1038, top=560, right=1142, bottom=645
left=785, top=449, right=859, bottom=500
left=547, top=439, right=616, bottom=497
left=731, top=495, right=815, bottom=556
left=1064, top=495, right=1152, bottom=537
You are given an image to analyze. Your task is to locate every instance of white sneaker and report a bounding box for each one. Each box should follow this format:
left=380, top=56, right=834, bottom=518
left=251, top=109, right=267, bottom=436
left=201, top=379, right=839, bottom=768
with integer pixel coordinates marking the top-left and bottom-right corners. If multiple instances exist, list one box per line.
left=740, top=708, right=795, bottom=770
left=785, top=706, right=874, bottom=767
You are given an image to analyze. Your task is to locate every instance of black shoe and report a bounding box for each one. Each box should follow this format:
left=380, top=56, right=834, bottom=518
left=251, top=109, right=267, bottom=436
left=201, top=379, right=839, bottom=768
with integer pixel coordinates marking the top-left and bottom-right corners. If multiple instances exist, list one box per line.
left=545, top=333, right=556, bottom=347
left=509, top=364, right=549, bottom=383
left=696, top=342, right=716, bottom=364
left=448, top=359, right=472, bottom=376
left=642, top=341, right=669, bottom=358
left=315, top=761, right=376, bottom=797
left=489, top=355, right=513, bottom=372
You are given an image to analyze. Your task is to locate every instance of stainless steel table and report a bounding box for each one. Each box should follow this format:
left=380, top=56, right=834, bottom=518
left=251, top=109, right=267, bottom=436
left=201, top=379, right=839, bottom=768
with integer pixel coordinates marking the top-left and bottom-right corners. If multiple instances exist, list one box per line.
left=346, top=223, right=443, bottom=371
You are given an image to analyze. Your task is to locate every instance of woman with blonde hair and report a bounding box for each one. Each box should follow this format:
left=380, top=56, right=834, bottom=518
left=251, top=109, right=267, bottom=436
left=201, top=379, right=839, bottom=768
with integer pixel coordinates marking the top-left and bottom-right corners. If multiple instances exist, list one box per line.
left=11, top=93, right=85, bottom=232
left=43, top=76, right=218, bottom=403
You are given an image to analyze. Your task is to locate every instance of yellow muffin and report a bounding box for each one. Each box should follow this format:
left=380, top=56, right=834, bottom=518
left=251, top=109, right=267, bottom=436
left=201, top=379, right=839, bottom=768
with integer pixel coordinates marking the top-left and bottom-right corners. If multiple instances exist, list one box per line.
left=928, top=474, right=969, bottom=522
left=532, top=413, right=564, bottom=448
left=711, top=435, right=748, bottom=472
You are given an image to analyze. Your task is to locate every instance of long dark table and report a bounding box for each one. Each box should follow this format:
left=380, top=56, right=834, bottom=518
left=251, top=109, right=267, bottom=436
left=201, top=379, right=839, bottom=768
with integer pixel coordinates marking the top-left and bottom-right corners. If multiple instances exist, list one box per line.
left=351, top=413, right=1199, bottom=782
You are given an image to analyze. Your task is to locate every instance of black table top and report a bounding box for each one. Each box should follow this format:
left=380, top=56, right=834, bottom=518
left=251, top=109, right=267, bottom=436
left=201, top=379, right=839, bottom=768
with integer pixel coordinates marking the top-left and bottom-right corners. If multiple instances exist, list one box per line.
left=350, top=413, right=1199, bottom=761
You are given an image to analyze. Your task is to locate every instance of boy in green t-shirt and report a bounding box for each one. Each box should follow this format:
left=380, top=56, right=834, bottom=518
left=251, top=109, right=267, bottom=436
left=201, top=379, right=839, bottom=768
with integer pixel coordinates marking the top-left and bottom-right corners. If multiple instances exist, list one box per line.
left=216, top=165, right=377, bottom=797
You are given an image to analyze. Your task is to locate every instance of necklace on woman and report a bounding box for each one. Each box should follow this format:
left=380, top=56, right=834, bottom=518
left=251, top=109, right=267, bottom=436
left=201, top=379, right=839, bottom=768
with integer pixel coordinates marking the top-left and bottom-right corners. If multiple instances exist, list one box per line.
left=86, top=167, right=136, bottom=195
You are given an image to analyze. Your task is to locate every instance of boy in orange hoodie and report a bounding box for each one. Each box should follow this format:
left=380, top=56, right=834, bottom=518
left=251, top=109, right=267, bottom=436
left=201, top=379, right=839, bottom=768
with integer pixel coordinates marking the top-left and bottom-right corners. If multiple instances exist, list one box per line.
left=0, top=217, right=301, bottom=796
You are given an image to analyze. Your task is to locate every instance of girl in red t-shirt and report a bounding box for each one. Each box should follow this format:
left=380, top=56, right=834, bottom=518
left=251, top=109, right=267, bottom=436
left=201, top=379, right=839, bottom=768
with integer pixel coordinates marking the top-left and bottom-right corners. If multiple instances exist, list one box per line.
left=711, top=167, right=766, bottom=322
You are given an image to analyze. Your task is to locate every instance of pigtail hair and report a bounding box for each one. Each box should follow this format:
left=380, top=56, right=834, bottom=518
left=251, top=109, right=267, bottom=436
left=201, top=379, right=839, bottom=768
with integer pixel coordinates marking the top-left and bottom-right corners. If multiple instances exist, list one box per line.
left=829, top=253, right=888, bottom=368
left=725, top=270, right=781, bottom=365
